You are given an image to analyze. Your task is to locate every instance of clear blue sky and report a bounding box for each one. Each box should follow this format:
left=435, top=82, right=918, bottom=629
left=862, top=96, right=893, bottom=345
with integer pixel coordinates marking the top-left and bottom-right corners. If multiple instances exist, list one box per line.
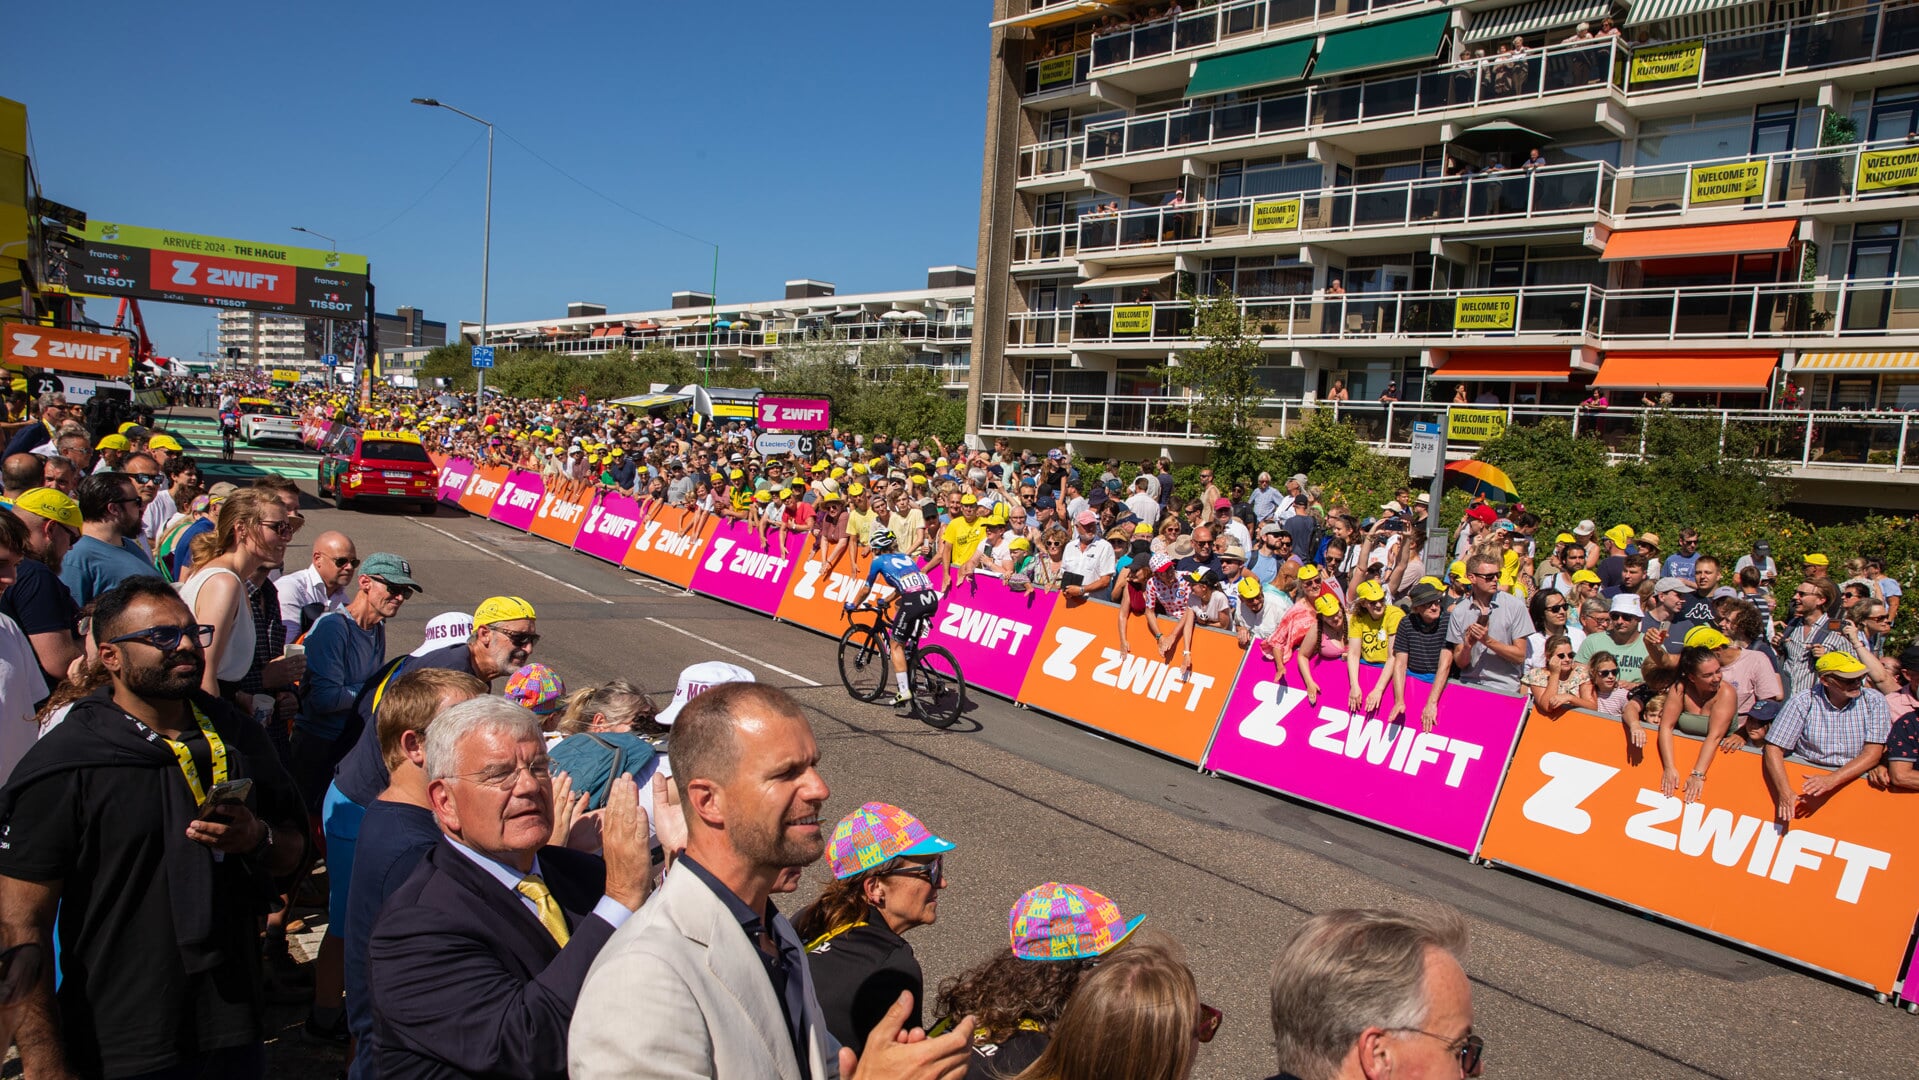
left=9, top=0, right=988, bottom=360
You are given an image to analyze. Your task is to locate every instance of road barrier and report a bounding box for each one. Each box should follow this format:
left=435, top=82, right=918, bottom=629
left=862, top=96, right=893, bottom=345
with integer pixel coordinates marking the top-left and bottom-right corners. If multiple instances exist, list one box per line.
left=489, top=470, right=544, bottom=532
left=1203, top=658, right=1530, bottom=853
left=425, top=455, right=1919, bottom=993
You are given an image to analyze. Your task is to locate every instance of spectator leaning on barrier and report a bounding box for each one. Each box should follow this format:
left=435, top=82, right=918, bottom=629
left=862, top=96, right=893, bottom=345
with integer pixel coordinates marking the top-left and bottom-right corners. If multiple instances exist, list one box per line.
left=1387, top=581, right=1454, bottom=732
left=1445, top=553, right=1533, bottom=695
left=1764, top=652, right=1890, bottom=822
left=1264, top=907, right=1481, bottom=1080
left=1234, top=574, right=1286, bottom=648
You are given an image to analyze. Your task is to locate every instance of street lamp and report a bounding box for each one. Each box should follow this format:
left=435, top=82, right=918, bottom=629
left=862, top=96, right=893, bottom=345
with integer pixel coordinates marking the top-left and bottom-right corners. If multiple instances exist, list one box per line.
left=411, top=97, right=493, bottom=405
left=291, top=227, right=338, bottom=373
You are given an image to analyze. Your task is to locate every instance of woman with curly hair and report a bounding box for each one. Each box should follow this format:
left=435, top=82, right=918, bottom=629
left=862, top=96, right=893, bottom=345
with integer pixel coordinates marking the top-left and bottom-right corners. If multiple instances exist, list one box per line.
left=795, top=803, right=955, bottom=1053
left=933, top=883, right=1146, bottom=1078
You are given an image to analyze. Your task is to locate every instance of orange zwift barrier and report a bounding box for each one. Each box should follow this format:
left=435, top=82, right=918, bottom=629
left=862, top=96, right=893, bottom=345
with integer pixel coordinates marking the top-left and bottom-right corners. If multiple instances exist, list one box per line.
left=1479, top=709, right=1919, bottom=992
left=456, top=464, right=508, bottom=517
left=621, top=506, right=715, bottom=588
left=1015, top=600, right=1245, bottom=765
left=528, top=479, right=592, bottom=547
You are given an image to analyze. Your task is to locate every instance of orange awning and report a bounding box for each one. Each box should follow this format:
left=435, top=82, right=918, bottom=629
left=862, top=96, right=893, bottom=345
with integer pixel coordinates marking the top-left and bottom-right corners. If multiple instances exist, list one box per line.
left=1600, top=219, right=1798, bottom=262
left=1434, top=351, right=1573, bottom=382
left=1591, top=350, right=1779, bottom=391
left=990, top=1, right=1117, bottom=29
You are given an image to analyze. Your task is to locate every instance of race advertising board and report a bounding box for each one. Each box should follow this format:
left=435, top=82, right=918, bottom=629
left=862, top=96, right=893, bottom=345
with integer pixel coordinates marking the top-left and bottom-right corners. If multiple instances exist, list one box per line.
left=756, top=395, right=832, bottom=431
left=436, top=457, right=476, bottom=505
left=1479, top=709, right=1919, bottom=991
left=775, top=546, right=895, bottom=638
left=489, top=470, right=545, bottom=532
left=918, top=572, right=1060, bottom=701
left=457, top=464, right=508, bottom=517
left=1203, top=658, right=1530, bottom=852
left=1016, top=601, right=1244, bottom=764
left=2, top=323, right=132, bottom=379
left=573, top=490, right=648, bottom=564
left=63, top=220, right=369, bottom=319
left=622, top=506, right=716, bottom=587
left=528, top=480, right=593, bottom=547
left=687, top=519, right=807, bottom=617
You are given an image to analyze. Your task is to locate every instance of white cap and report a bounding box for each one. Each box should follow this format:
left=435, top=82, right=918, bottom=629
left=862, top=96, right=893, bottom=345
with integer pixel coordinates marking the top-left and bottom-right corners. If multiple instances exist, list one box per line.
left=411, top=611, right=475, bottom=657
left=655, top=661, right=756, bottom=726
left=1608, top=594, right=1643, bottom=617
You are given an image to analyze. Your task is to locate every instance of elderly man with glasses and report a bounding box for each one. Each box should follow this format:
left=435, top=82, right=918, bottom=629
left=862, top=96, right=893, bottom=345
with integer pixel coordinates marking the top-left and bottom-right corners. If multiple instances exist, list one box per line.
left=0, top=577, right=307, bottom=1080
left=1764, top=652, right=1891, bottom=822
left=278, top=531, right=359, bottom=642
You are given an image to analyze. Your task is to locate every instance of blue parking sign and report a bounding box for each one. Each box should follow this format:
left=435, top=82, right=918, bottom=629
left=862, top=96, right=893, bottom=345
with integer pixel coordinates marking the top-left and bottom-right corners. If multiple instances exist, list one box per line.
left=472, top=345, right=495, bottom=369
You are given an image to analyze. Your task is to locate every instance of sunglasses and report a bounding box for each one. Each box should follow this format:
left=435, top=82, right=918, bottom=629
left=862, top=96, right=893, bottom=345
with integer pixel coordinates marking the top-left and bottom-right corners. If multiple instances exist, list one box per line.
left=1593, top=667, right=1619, bottom=677
left=326, top=555, right=362, bottom=570
left=258, top=518, right=296, bottom=538
left=127, top=473, right=162, bottom=485
left=492, top=628, right=541, bottom=649
left=371, top=577, right=419, bottom=599
left=883, top=855, right=944, bottom=885
left=108, top=496, right=142, bottom=509
left=1543, top=602, right=1567, bottom=613
left=107, top=623, right=215, bottom=651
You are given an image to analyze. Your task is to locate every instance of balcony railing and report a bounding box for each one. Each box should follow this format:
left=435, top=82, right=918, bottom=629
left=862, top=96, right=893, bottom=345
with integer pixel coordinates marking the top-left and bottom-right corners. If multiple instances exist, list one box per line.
left=1610, top=138, right=1919, bottom=218
left=1018, top=135, right=1084, bottom=181
left=534, top=322, right=973, bottom=355
left=1004, top=278, right=1919, bottom=348
left=976, top=394, right=1919, bottom=473
left=1085, top=0, right=1424, bottom=74
left=1035, top=4, right=1919, bottom=173
left=1023, top=49, right=1092, bottom=95
left=1081, top=36, right=1627, bottom=164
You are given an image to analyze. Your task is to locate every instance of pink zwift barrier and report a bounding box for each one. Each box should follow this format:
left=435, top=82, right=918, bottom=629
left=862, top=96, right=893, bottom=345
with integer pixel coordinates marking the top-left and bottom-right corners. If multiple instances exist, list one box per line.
left=489, top=470, right=545, bottom=532
left=573, top=490, right=647, bottom=564
left=1202, top=656, right=1531, bottom=853
left=919, top=573, right=1060, bottom=701
left=435, top=457, right=475, bottom=505
left=687, top=519, right=808, bottom=617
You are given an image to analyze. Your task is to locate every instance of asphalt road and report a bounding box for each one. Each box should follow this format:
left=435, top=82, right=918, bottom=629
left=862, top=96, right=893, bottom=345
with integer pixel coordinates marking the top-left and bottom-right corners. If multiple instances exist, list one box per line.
left=215, top=432, right=1918, bottom=1080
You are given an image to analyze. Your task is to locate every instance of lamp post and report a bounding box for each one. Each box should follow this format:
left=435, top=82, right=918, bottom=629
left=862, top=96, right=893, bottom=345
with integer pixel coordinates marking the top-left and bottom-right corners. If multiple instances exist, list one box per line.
left=290, top=226, right=337, bottom=374
left=411, top=97, right=493, bottom=406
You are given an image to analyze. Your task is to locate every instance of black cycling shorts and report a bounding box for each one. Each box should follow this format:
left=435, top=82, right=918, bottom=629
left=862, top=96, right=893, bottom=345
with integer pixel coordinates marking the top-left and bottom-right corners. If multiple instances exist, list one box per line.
left=894, top=590, right=940, bottom=643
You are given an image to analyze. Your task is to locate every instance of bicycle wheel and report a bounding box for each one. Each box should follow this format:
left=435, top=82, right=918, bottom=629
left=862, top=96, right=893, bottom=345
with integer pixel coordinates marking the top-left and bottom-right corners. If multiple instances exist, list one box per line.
left=837, top=624, right=891, bottom=702
left=909, top=644, right=966, bottom=729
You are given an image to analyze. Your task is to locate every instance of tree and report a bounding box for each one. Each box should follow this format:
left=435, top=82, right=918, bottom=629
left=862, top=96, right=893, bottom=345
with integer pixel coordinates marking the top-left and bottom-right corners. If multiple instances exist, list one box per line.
left=1159, top=287, right=1268, bottom=481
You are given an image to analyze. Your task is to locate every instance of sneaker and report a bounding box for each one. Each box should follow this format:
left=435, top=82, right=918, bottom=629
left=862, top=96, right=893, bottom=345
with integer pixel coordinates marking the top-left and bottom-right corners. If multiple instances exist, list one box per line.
left=889, top=690, right=913, bottom=708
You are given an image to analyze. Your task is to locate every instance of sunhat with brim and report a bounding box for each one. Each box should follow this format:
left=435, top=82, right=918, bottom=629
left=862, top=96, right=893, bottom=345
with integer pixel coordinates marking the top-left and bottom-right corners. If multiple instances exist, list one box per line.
left=828, top=802, right=955, bottom=880
left=1010, top=883, right=1143, bottom=962
left=1816, top=652, right=1868, bottom=678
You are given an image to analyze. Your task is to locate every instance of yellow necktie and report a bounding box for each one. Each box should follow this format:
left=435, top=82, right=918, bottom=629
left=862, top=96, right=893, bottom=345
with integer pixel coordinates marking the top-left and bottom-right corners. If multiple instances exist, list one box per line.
left=516, top=873, right=571, bottom=947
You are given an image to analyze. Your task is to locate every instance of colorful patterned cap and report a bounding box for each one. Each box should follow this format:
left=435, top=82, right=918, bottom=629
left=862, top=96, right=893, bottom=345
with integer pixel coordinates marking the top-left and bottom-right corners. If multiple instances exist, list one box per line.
left=828, top=802, right=955, bottom=880
left=503, top=663, right=565, bottom=715
left=1009, top=883, right=1143, bottom=962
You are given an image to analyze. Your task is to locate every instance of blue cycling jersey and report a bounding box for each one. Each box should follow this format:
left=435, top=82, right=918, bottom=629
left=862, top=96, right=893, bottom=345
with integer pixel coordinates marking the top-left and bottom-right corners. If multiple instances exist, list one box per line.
left=867, top=552, right=934, bottom=594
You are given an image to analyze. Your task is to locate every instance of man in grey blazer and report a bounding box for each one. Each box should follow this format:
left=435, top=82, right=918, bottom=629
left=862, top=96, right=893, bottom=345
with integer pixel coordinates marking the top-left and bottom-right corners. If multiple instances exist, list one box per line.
left=568, top=683, right=974, bottom=1080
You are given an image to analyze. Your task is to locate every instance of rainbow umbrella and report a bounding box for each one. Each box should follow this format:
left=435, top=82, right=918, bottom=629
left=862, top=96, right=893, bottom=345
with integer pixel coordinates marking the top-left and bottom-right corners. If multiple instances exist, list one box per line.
left=1445, top=460, right=1518, bottom=502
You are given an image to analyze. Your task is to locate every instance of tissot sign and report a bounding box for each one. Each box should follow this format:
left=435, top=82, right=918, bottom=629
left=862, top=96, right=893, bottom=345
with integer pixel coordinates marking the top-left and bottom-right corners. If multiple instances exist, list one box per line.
left=756, top=395, right=832, bottom=431
left=64, top=221, right=368, bottom=319
left=2, top=324, right=132, bottom=378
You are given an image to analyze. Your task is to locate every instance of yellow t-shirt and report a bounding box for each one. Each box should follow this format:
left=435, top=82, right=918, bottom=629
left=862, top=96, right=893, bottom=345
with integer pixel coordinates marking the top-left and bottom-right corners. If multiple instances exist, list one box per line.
left=942, top=517, right=987, bottom=565
left=1348, top=604, right=1406, bottom=664
left=847, top=506, right=878, bottom=545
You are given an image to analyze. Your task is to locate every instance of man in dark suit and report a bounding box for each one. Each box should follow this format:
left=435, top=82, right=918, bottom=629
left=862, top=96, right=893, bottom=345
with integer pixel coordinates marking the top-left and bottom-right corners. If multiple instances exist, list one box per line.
left=365, top=696, right=651, bottom=1080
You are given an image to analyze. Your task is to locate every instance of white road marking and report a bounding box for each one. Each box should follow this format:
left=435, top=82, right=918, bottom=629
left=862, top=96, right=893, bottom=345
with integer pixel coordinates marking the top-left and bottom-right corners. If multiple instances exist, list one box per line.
left=409, top=519, right=615, bottom=604
left=642, top=617, right=823, bottom=686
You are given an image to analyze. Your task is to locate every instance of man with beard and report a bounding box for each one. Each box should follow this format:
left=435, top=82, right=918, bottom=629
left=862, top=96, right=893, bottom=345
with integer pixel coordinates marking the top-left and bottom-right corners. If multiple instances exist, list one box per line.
left=0, top=577, right=307, bottom=1080
left=570, top=683, right=975, bottom=1080
left=363, top=697, right=652, bottom=1079
left=2, top=487, right=83, bottom=694
left=61, top=473, right=165, bottom=604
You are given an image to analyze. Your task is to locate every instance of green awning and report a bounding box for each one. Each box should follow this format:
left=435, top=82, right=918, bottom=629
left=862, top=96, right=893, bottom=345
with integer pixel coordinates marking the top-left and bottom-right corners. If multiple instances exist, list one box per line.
left=1185, top=38, right=1315, bottom=97
left=1312, top=11, right=1452, bottom=79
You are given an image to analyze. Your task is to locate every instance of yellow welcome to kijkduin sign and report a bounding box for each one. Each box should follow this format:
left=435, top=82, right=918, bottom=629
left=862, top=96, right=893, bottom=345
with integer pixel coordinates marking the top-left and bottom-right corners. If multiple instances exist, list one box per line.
left=1689, top=161, right=1765, bottom=203
left=1111, top=305, right=1155, bottom=334
left=1038, top=55, right=1076, bottom=86
left=1629, top=40, right=1704, bottom=84
left=1251, top=197, right=1302, bottom=233
left=1447, top=407, right=1506, bottom=442
left=1454, top=295, right=1517, bottom=331
left=1859, top=147, right=1919, bottom=191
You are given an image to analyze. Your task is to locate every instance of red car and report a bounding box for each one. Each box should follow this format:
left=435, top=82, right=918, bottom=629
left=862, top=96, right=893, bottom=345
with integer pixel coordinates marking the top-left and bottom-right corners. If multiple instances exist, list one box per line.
left=317, top=428, right=439, bottom=513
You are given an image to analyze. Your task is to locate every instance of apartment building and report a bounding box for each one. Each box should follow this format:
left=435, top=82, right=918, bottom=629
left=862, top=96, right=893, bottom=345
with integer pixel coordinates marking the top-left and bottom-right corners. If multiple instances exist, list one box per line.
left=217, top=310, right=313, bottom=368
left=467, top=267, right=976, bottom=389
left=970, top=0, right=1919, bottom=459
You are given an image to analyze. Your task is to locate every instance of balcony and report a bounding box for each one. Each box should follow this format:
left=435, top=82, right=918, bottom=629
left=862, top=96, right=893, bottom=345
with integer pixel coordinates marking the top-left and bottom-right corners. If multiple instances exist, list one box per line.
left=534, top=321, right=974, bottom=356
left=1084, top=0, right=1425, bottom=78
left=1080, top=35, right=1625, bottom=167
left=975, top=394, right=1919, bottom=477
left=1017, top=135, right=1084, bottom=183
left=1003, top=278, right=1919, bottom=350
left=1610, top=139, right=1919, bottom=220
left=1023, top=49, right=1092, bottom=96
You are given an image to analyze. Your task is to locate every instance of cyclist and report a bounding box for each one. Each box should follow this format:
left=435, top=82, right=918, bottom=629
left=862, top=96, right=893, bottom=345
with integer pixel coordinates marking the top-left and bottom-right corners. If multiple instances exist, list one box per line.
left=219, top=406, right=239, bottom=460
left=842, top=526, right=939, bottom=707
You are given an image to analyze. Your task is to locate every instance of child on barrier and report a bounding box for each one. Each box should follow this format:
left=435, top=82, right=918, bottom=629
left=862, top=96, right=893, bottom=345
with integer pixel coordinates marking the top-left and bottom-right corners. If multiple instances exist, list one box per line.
left=1586, top=651, right=1629, bottom=717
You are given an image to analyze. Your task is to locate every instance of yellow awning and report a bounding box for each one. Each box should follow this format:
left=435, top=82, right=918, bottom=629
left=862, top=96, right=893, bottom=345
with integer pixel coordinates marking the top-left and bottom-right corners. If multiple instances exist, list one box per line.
left=1795, top=351, right=1919, bottom=372
left=990, top=1, right=1117, bottom=29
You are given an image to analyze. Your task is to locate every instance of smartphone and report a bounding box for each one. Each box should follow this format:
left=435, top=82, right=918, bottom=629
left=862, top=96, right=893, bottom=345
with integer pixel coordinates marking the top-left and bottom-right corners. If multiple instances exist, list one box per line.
left=196, top=778, right=254, bottom=818
left=1477, top=607, right=1492, bottom=627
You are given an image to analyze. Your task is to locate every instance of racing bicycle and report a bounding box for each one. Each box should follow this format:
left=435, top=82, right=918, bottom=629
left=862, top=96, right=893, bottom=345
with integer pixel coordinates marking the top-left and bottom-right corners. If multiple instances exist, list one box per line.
left=219, top=412, right=238, bottom=462
left=837, top=603, right=967, bottom=729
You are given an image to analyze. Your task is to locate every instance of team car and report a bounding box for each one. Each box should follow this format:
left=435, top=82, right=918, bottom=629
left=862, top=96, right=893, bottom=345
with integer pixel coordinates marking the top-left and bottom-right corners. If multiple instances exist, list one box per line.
left=317, top=428, right=440, bottom=512
left=237, top=397, right=302, bottom=447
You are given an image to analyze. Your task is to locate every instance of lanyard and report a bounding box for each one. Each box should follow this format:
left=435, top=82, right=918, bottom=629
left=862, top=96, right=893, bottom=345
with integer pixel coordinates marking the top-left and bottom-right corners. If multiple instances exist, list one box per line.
left=805, top=920, right=867, bottom=953
left=157, top=703, right=229, bottom=805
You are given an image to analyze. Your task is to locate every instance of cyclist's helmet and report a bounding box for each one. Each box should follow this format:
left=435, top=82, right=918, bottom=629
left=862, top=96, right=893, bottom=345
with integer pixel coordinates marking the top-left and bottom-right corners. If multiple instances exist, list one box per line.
left=868, top=527, right=897, bottom=552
